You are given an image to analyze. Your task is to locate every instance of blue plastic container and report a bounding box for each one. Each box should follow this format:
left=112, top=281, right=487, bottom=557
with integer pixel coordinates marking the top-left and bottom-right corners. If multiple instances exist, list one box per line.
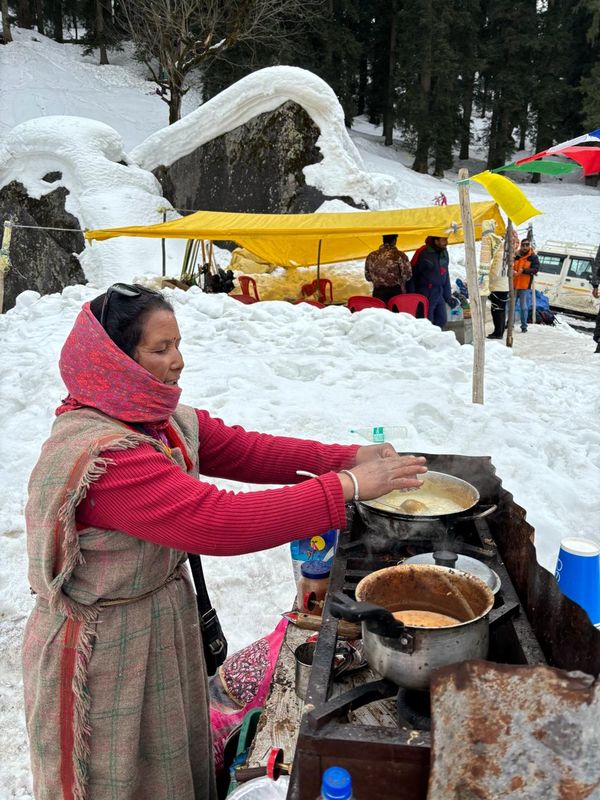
left=555, top=536, right=600, bottom=626
left=290, top=528, right=338, bottom=584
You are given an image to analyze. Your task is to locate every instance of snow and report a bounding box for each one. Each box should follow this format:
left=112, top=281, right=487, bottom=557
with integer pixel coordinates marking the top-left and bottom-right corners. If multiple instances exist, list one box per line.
left=1, top=30, right=599, bottom=799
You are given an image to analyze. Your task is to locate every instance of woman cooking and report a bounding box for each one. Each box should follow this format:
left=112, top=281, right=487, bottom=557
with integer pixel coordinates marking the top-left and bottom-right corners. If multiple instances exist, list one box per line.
left=23, top=283, right=427, bottom=800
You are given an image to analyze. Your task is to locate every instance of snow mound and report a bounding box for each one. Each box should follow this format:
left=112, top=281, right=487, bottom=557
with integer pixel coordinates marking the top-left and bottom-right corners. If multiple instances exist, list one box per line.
left=130, top=66, right=399, bottom=209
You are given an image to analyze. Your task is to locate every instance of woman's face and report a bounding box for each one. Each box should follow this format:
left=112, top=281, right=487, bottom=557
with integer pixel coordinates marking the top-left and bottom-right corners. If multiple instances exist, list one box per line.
left=133, top=309, right=184, bottom=386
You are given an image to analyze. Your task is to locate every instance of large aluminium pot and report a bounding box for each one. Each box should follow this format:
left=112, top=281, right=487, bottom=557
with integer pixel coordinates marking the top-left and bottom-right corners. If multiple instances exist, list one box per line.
left=330, top=564, right=495, bottom=691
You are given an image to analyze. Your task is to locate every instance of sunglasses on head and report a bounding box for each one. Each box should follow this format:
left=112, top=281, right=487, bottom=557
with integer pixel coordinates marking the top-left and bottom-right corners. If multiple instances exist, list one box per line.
left=100, top=283, right=161, bottom=329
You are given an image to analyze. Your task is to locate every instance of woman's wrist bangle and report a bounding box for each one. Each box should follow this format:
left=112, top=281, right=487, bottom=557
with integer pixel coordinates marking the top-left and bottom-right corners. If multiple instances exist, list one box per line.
left=340, top=469, right=360, bottom=502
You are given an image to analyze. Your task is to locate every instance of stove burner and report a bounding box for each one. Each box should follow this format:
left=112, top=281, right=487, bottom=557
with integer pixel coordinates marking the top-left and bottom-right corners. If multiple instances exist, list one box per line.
left=396, top=688, right=431, bottom=732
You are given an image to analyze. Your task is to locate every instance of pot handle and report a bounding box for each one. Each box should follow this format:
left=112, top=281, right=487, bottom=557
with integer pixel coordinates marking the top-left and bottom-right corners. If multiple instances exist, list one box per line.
left=329, top=591, right=406, bottom=637
left=463, top=503, right=498, bottom=521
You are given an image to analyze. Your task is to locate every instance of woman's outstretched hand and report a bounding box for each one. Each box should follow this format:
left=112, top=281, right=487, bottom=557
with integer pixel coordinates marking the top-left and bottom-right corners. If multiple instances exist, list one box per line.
left=339, top=451, right=427, bottom=502
left=354, top=443, right=400, bottom=462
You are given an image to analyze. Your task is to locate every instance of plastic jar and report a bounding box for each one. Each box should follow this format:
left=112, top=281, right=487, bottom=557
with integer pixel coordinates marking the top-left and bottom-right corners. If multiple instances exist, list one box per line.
left=296, top=561, right=331, bottom=616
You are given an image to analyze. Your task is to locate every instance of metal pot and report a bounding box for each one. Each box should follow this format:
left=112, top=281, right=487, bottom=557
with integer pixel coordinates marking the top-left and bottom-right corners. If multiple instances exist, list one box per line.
left=329, top=564, right=495, bottom=690
left=358, top=470, right=480, bottom=523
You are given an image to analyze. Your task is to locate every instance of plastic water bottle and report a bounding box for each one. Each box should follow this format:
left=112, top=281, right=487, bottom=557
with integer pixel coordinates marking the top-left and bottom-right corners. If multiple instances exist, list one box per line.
left=318, top=766, right=353, bottom=799
left=350, top=425, right=407, bottom=443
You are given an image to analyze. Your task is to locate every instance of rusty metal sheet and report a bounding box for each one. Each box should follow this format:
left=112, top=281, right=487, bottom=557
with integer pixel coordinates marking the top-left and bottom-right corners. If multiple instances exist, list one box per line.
left=428, top=660, right=600, bottom=800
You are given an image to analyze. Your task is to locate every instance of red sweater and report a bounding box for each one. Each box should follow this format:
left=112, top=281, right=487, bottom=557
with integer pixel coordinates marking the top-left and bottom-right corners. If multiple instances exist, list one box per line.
left=77, top=409, right=359, bottom=556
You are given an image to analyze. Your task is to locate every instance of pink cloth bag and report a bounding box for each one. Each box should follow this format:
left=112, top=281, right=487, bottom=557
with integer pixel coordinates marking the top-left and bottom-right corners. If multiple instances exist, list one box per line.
left=209, top=619, right=288, bottom=773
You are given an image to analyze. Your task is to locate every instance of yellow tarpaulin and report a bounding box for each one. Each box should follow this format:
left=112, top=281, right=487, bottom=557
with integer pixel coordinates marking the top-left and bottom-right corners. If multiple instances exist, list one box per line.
left=86, top=202, right=506, bottom=268
left=471, top=172, right=541, bottom=226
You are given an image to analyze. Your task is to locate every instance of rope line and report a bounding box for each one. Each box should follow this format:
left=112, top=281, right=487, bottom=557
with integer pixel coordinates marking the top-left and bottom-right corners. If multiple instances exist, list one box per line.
left=4, top=223, right=84, bottom=233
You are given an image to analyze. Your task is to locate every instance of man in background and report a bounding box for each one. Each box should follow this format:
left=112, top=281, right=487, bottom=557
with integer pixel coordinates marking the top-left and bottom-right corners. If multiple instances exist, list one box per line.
left=364, top=234, right=412, bottom=304
left=408, top=235, right=457, bottom=327
left=513, top=238, right=540, bottom=332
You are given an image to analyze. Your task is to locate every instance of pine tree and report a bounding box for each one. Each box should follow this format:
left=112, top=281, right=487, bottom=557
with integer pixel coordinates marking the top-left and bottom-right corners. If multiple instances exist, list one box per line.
left=480, top=0, right=537, bottom=169
left=580, top=63, right=600, bottom=128
left=80, top=0, right=125, bottom=65
left=456, top=0, right=482, bottom=160
left=396, top=0, right=462, bottom=176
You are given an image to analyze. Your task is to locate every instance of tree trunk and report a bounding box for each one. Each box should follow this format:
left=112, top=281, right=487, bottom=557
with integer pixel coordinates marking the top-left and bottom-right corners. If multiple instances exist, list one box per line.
left=412, top=0, right=432, bottom=172
left=16, top=0, right=32, bottom=28
left=357, top=53, right=367, bottom=116
left=52, top=0, right=63, bottom=43
left=33, top=0, right=44, bottom=34
left=518, top=121, right=526, bottom=151
left=459, top=72, right=475, bottom=160
left=96, top=0, right=108, bottom=64
left=169, top=86, right=183, bottom=124
left=487, top=90, right=512, bottom=169
left=1, top=0, right=11, bottom=42
left=383, top=0, right=398, bottom=147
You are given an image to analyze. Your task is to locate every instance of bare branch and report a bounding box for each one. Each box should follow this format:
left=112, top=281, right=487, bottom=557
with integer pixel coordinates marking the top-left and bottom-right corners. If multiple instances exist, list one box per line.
left=118, top=0, right=324, bottom=122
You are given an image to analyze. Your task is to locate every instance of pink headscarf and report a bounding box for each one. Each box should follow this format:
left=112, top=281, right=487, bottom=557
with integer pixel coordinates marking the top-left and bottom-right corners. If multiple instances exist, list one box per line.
left=56, top=301, right=181, bottom=424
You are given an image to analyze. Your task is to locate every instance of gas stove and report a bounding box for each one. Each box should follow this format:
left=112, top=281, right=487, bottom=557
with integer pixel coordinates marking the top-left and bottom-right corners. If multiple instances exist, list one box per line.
left=288, top=453, right=600, bottom=800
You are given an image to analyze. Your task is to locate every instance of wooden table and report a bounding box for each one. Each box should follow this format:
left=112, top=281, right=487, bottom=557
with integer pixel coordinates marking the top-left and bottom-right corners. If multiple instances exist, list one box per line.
left=247, top=620, right=398, bottom=771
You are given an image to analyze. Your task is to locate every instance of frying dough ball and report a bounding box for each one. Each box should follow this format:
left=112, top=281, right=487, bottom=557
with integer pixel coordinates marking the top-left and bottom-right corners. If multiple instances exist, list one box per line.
left=400, top=498, right=428, bottom=514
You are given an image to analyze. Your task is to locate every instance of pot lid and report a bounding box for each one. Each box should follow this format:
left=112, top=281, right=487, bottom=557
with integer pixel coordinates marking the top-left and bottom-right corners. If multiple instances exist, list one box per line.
left=403, top=552, right=501, bottom=593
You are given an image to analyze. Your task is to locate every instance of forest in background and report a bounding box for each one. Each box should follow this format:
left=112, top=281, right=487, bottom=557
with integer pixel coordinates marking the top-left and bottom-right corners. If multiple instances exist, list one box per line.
left=3, top=0, right=600, bottom=178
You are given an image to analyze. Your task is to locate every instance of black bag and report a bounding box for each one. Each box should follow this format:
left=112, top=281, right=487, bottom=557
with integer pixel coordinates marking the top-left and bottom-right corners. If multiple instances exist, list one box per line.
left=187, top=553, right=228, bottom=676
left=537, top=309, right=556, bottom=326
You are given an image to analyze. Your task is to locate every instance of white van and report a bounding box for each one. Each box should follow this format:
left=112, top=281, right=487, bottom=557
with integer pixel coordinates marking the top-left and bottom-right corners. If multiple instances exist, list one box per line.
left=535, top=240, right=599, bottom=316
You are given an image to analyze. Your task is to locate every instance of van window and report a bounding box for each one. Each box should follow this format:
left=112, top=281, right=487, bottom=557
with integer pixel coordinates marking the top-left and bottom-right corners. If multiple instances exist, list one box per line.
left=567, top=258, right=593, bottom=280
left=537, top=253, right=564, bottom=275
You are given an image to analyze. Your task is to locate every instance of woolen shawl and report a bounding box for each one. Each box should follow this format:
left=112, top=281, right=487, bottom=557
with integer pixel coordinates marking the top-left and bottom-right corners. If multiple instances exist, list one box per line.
left=57, top=301, right=181, bottom=423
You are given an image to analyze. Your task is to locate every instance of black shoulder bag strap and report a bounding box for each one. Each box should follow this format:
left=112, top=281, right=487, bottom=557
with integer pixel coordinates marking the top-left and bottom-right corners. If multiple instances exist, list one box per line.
left=187, top=553, right=228, bottom=676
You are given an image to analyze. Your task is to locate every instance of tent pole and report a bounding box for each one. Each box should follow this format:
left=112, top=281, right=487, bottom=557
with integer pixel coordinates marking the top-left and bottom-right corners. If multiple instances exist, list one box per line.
left=528, top=224, right=536, bottom=325
left=316, top=240, right=322, bottom=302
left=458, top=168, right=485, bottom=405
left=161, top=209, right=167, bottom=277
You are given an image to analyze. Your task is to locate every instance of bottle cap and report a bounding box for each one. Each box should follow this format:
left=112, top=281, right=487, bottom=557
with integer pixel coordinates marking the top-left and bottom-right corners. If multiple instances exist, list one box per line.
left=300, top=560, right=331, bottom=579
left=321, top=766, right=352, bottom=799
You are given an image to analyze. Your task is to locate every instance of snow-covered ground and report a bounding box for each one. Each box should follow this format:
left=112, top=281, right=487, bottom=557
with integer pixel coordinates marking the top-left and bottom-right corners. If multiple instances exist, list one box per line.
left=0, top=29, right=599, bottom=799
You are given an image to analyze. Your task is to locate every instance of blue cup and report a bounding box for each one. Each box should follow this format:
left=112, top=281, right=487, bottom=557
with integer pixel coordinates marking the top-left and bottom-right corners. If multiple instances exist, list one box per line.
left=555, top=537, right=600, bottom=626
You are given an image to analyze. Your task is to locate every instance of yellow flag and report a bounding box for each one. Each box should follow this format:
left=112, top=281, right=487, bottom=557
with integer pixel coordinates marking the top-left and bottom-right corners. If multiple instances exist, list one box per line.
left=471, top=171, right=541, bottom=225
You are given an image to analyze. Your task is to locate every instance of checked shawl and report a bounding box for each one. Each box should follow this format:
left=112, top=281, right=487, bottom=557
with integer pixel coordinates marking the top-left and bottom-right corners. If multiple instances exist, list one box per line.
left=23, top=405, right=216, bottom=800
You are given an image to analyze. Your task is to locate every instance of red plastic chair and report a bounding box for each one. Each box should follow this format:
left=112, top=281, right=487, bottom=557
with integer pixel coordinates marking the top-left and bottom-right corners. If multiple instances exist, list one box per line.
left=347, top=295, right=387, bottom=313
left=387, top=293, right=429, bottom=318
left=231, top=294, right=259, bottom=304
left=238, top=275, right=260, bottom=300
left=300, top=279, right=333, bottom=304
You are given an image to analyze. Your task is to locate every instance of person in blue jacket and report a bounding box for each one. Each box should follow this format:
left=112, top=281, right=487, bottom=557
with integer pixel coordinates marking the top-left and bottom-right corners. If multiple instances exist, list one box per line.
left=408, top=235, right=458, bottom=327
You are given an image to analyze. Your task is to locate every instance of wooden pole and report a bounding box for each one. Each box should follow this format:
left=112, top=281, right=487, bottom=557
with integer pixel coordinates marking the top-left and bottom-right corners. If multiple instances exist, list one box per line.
left=505, top=220, right=515, bottom=348
left=316, top=239, right=322, bottom=302
left=458, top=169, right=485, bottom=405
left=161, top=209, right=167, bottom=277
left=0, top=221, right=13, bottom=314
left=527, top=224, right=536, bottom=325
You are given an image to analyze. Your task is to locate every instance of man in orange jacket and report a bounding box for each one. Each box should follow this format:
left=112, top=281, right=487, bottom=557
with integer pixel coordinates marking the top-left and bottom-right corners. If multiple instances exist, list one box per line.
left=513, top=239, right=540, bottom=332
